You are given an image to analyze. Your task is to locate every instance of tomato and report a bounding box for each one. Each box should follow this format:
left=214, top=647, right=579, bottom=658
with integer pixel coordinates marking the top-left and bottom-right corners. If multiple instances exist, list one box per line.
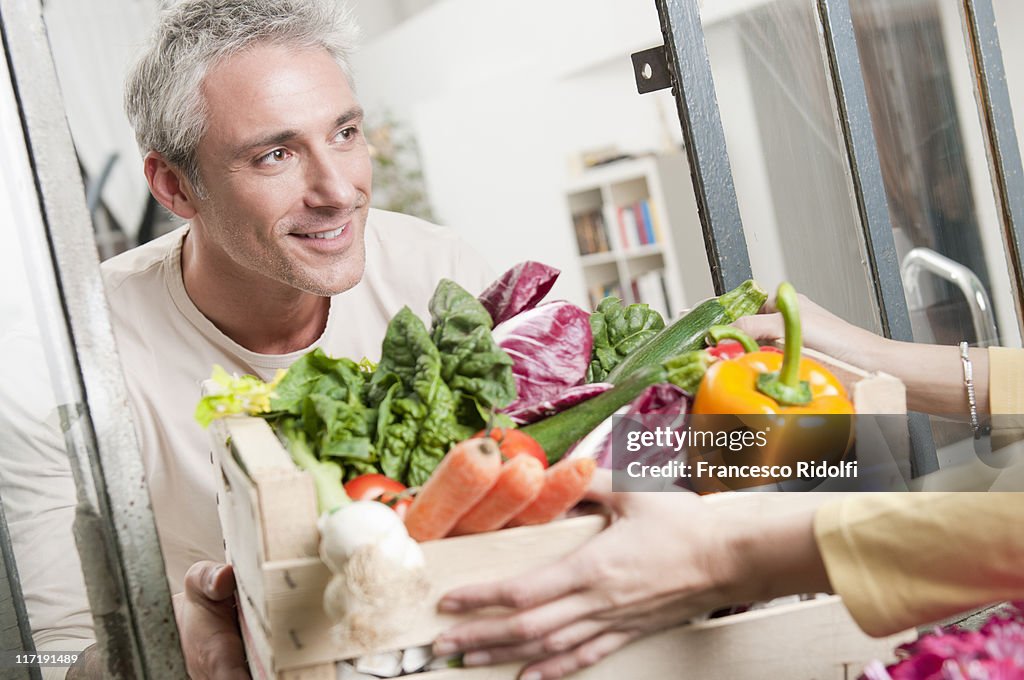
left=474, top=428, right=548, bottom=468
left=344, top=474, right=412, bottom=519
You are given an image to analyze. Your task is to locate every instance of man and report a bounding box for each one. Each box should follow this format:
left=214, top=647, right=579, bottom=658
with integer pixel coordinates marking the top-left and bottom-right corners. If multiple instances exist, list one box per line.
left=48, top=0, right=493, bottom=677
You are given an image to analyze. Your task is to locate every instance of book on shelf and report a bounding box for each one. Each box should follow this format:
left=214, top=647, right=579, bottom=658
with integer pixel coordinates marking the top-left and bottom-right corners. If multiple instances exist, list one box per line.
left=615, top=199, right=660, bottom=251
left=632, top=270, right=671, bottom=320
left=572, top=210, right=610, bottom=255
left=639, top=200, right=656, bottom=245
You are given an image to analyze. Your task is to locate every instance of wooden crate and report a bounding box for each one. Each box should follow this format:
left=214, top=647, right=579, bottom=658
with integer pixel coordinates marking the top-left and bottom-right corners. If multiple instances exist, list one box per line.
left=210, top=353, right=909, bottom=679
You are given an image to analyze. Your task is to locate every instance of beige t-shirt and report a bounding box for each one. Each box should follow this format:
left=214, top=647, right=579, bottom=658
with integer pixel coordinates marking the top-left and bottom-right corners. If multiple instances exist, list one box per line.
left=101, top=209, right=495, bottom=594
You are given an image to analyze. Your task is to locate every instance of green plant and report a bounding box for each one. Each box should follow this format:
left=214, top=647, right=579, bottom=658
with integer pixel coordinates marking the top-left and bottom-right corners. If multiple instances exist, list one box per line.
left=366, top=112, right=436, bottom=221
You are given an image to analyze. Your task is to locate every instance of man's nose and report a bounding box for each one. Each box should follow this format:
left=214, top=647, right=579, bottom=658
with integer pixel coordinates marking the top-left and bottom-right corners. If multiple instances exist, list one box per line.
left=303, top=148, right=359, bottom=209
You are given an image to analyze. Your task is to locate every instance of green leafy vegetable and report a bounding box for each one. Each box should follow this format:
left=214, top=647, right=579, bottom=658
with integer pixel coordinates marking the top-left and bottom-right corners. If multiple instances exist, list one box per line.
left=194, top=365, right=285, bottom=427
left=196, top=280, right=517, bottom=487
left=429, top=279, right=517, bottom=427
left=585, top=297, right=665, bottom=382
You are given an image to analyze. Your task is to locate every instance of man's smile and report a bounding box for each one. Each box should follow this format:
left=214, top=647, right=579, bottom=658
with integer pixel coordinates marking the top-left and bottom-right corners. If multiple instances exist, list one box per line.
left=292, top=225, right=346, bottom=239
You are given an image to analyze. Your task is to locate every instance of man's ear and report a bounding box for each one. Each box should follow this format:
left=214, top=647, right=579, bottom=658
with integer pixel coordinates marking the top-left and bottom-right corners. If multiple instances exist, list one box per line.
left=144, top=152, right=200, bottom=219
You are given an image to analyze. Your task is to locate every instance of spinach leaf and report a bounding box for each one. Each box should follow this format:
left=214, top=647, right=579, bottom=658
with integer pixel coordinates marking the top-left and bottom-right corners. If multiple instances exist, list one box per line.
left=367, top=306, right=440, bottom=406
left=365, top=304, right=470, bottom=484
left=586, top=297, right=665, bottom=382
left=429, top=279, right=517, bottom=423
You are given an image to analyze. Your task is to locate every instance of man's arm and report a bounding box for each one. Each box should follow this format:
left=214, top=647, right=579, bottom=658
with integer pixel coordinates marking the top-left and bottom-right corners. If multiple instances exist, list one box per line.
left=62, top=562, right=250, bottom=680
left=64, top=645, right=103, bottom=680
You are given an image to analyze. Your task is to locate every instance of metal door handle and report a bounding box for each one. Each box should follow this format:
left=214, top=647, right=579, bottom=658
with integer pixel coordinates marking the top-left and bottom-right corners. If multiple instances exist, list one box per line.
left=900, top=247, right=998, bottom=347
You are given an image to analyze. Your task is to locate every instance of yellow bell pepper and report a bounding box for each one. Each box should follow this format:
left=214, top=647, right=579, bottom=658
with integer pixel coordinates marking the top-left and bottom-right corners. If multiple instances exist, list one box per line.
left=690, top=283, right=854, bottom=485
left=692, top=350, right=853, bottom=416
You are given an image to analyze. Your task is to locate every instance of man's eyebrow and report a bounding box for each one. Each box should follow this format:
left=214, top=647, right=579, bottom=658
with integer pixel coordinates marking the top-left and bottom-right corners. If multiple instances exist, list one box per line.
left=334, top=107, right=364, bottom=128
left=231, top=107, right=365, bottom=160
left=232, top=129, right=300, bottom=160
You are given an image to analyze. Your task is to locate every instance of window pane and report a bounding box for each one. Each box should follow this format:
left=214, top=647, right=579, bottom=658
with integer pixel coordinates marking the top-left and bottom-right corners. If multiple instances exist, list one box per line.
left=705, top=0, right=883, bottom=333
left=0, top=47, right=94, bottom=660
left=851, top=0, right=1022, bottom=349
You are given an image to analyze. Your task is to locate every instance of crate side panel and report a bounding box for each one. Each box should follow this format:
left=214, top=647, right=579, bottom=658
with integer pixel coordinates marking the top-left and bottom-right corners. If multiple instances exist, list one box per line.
left=212, top=419, right=272, bottom=630
left=267, top=515, right=608, bottom=670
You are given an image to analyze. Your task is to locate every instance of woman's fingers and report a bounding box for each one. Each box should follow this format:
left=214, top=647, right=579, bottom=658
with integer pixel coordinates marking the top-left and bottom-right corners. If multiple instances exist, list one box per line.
left=438, top=551, right=590, bottom=615
left=435, top=590, right=607, bottom=655
left=461, top=618, right=616, bottom=667
left=731, top=312, right=784, bottom=343
left=581, top=469, right=614, bottom=506
left=517, top=630, right=638, bottom=680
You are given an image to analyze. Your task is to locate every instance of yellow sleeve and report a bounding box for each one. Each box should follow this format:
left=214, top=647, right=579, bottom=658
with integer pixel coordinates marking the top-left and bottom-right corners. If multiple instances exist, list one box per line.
left=814, top=493, right=1024, bottom=637
left=989, top=347, right=1024, bottom=415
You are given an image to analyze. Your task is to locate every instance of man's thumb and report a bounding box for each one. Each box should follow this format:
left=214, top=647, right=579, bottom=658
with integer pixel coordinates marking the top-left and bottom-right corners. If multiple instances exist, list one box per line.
left=185, top=561, right=235, bottom=602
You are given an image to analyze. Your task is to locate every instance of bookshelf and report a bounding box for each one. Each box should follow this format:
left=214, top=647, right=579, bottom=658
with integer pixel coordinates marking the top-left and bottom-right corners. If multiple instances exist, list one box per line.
left=566, top=152, right=709, bottom=320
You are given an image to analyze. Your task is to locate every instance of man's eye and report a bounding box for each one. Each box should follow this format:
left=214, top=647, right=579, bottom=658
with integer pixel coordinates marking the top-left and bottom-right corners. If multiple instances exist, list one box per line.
left=336, top=126, right=360, bottom=142
left=257, top=149, right=289, bottom=165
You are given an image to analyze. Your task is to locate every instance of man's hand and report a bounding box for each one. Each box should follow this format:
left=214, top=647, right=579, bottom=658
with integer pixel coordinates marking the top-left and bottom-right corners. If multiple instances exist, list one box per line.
left=175, top=561, right=250, bottom=680
left=430, top=472, right=745, bottom=679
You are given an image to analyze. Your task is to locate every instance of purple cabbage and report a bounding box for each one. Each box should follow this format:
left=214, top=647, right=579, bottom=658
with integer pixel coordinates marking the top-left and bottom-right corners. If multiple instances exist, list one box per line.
left=478, top=261, right=560, bottom=326
left=492, top=301, right=593, bottom=419
left=561, top=384, right=690, bottom=469
left=504, top=383, right=611, bottom=425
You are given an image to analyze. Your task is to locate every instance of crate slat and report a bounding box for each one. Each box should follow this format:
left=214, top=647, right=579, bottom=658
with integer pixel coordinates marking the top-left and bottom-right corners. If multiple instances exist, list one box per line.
left=412, top=596, right=912, bottom=679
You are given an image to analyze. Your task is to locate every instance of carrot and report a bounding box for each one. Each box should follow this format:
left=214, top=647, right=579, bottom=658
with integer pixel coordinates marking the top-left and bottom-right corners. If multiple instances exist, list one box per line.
left=506, top=458, right=597, bottom=528
left=404, top=437, right=502, bottom=541
left=449, top=455, right=546, bottom=536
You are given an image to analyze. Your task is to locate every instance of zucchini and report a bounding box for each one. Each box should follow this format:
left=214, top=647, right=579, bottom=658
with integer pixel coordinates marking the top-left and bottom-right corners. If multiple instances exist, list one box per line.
left=603, top=279, right=767, bottom=385
left=521, top=364, right=666, bottom=464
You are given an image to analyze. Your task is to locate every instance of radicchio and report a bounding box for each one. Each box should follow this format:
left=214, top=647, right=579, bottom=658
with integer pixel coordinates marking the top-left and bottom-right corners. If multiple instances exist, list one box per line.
left=504, top=383, right=611, bottom=425
left=492, top=301, right=593, bottom=419
left=478, top=261, right=560, bottom=326
left=588, top=384, right=690, bottom=470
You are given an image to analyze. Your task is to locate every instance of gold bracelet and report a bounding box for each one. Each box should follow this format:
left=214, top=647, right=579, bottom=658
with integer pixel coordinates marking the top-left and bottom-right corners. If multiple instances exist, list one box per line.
left=959, top=341, right=980, bottom=435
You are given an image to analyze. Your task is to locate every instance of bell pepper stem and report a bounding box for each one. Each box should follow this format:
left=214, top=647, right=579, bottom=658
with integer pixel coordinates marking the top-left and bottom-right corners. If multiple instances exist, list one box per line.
left=775, top=283, right=803, bottom=388
left=706, top=325, right=759, bottom=354
left=756, top=282, right=813, bottom=406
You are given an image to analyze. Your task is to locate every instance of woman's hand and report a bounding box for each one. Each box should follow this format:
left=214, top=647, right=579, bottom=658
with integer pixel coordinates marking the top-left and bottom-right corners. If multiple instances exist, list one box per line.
left=734, top=292, right=990, bottom=414
left=732, top=293, right=890, bottom=372
left=432, top=472, right=804, bottom=679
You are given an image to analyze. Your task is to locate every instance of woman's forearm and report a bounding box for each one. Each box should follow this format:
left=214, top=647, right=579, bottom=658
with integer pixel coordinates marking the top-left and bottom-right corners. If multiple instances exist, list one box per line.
left=873, top=340, right=989, bottom=417
left=717, top=503, right=832, bottom=606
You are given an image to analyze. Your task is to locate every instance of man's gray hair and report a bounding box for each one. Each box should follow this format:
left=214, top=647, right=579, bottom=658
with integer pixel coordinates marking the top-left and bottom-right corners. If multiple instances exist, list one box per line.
left=124, top=0, right=360, bottom=194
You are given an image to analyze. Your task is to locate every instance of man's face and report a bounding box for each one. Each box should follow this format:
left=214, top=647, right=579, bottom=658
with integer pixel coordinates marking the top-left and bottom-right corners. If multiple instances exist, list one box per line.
left=190, top=43, right=371, bottom=296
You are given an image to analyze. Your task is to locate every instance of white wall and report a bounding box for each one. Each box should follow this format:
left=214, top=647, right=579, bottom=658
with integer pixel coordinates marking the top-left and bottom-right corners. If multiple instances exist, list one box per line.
left=992, top=0, right=1024, bottom=157
left=352, top=0, right=689, bottom=307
